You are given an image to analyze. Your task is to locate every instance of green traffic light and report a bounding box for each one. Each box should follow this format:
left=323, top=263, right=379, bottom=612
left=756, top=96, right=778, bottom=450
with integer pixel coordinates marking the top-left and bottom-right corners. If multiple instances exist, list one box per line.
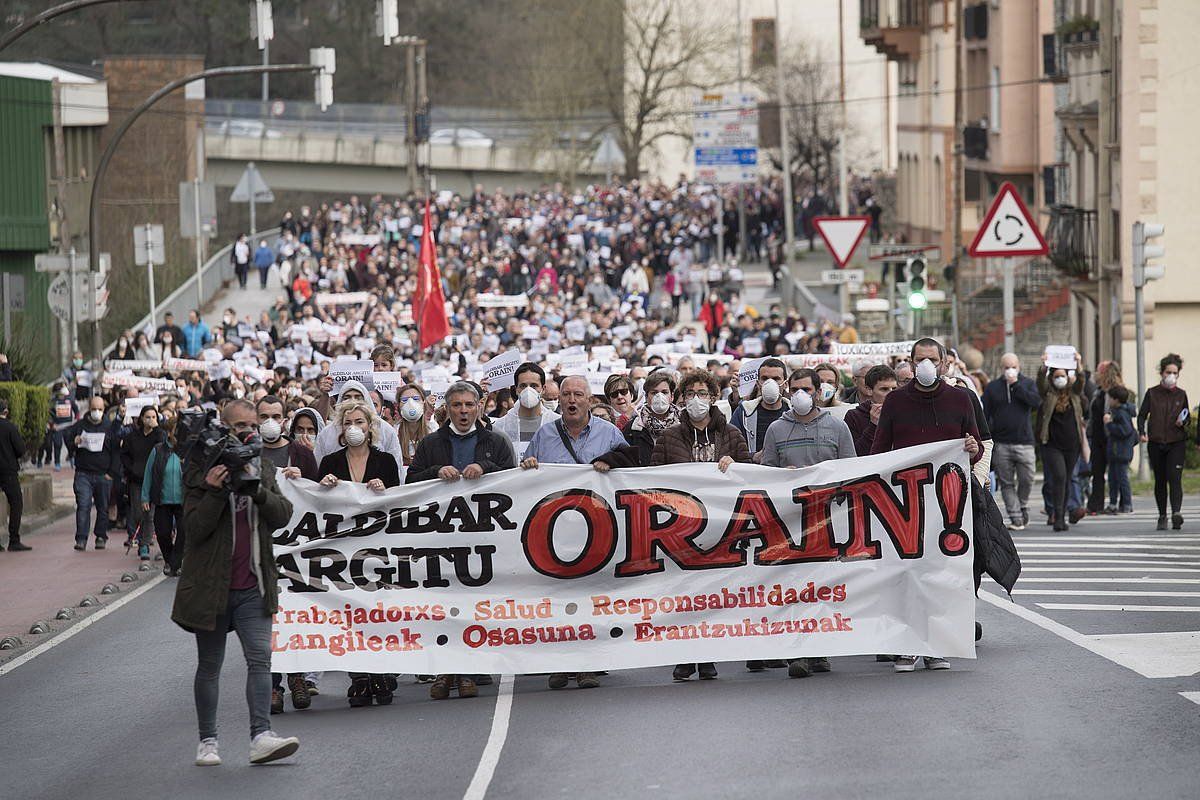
left=908, top=292, right=927, bottom=310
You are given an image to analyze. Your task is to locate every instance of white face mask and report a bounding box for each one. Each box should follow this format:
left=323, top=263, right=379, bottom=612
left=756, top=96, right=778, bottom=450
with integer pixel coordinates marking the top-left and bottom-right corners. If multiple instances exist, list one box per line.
left=259, top=418, right=282, bottom=442
left=400, top=398, right=423, bottom=421
left=685, top=395, right=710, bottom=421
left=519, top=386, right=542, bottom=409
left=344, top=425, right=366, bottom=447
left=819, top=382, right=837, bottom=403
left=1004, top=367, right=1018, bottom=381
left=760, top=379, right=781, bottom=405
left=1163, top=373, right=1178, bottom=388
left=1052, top=376, right=1069, bottom=390
left=915, top=358, right=939, bottom=387
left=791, top=390, right=814, bottom=416
left=87, top=409, right=103, bottom=423
left=649, top=392, right=671, bottom=415
left=543, top=399, right=559, bottom=413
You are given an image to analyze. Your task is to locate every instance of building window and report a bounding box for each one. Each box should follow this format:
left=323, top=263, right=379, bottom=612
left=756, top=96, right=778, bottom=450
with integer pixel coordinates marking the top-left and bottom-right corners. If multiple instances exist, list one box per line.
left=989, top=66, right=1000, bottom=130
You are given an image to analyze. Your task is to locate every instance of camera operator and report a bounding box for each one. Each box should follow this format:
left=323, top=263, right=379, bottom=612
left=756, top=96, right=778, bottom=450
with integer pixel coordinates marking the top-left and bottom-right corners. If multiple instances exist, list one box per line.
left=170, top=399, right=299, bottom=767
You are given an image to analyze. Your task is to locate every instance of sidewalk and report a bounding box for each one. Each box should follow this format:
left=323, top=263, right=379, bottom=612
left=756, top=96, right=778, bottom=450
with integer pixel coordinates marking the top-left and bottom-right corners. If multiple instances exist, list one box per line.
left=210, top=269, right=283, bottom=324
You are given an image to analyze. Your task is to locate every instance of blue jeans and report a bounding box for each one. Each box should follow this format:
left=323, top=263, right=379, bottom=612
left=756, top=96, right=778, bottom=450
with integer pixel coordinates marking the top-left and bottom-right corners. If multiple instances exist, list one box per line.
left=1108, top=458, right=1133, bottom=511
left=194, top=588, right=273, bottom=741
left=73, top=471, right=110, bottom=544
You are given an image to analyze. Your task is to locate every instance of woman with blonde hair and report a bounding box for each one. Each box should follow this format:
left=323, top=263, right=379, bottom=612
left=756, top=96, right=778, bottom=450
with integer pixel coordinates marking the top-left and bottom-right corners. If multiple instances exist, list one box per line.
left=1087, top=361, right=1124, bottom=514
left=395, top=383, right=437, bottom=467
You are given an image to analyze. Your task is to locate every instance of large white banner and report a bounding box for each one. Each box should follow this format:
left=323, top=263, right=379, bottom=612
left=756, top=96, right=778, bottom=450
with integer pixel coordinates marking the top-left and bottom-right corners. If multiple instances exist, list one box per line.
left=269, top=441, right=976, bottom=673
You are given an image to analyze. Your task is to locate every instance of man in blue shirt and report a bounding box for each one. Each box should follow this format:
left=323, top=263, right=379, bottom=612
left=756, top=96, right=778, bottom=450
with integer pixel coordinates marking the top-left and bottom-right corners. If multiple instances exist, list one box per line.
left=253, top=240, right=275, bottom=289
left=182, top=309, right=211, bottom=357
left=520, top=374, right=625, bottom=691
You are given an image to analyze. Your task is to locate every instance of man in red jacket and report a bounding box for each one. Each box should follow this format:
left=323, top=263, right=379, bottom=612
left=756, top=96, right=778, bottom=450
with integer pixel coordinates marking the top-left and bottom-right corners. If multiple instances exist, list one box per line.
left=870, top=338, right=980, bottom=674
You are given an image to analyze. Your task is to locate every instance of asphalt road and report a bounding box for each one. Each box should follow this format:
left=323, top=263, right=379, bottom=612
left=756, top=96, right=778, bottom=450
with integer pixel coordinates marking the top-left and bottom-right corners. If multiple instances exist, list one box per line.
left=3, top=509, right=1199, bottom=800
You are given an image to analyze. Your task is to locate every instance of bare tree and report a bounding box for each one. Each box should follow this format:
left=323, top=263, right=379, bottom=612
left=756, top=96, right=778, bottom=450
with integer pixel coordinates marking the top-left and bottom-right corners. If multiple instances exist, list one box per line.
left=754, top=40, right=863, bottom=194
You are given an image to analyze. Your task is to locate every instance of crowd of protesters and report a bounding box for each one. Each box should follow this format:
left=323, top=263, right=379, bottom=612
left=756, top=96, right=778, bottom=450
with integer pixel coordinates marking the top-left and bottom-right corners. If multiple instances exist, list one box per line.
left=5, top=178, right=1197, bottom=767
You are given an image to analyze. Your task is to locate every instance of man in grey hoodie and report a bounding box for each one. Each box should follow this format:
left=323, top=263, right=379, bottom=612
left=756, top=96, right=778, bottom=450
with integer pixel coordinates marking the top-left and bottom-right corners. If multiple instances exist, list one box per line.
left=760, top=367, right=856, bottom=679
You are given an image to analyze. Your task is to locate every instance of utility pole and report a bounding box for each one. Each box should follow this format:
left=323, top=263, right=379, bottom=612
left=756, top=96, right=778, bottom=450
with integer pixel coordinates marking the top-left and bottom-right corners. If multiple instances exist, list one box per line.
left=192, top=177, right=204, bottom=299
left=1096, top=0, right=1114, bottom=360
left=51, top=77, right=76, bottom=361
left=405, top=40, right=418, bottom=194
left=950, top=0, right=964, bottom=345
left=774, top=0, right=795, bottom=298
left=261, top=39, right=269, bottom=106
left=417, top=39, right=429, bottom=197
left=736, top=0, right=747, bottom=264
left=837, top=0, right=850, bottom=319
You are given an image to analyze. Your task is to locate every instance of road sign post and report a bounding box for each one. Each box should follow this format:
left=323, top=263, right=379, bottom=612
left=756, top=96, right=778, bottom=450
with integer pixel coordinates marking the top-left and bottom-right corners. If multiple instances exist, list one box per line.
left=134, top=224, right=165, bottom=331
left=693, top=92, right=757, bottom=265
left=231, top=162, right=274, bottom=238
left=968, top=182, right=1049, bottom=355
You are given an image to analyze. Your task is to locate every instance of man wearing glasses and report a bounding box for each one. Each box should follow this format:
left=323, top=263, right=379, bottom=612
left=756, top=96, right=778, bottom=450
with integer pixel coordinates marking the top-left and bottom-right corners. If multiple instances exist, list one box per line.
left=521, top=374, right=627, bottom=691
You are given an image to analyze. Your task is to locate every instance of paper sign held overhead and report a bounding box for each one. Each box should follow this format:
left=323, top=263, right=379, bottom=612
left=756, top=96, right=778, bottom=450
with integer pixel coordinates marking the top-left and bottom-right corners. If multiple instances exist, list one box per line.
left=968, top=181, right=1048, bottom=258
left=812, top=217, right=870, bottom=268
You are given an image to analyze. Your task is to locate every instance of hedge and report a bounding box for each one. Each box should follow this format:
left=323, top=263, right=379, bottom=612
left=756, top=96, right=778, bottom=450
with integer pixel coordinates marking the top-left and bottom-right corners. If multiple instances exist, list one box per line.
left=0, top=382, right=49, bottom=453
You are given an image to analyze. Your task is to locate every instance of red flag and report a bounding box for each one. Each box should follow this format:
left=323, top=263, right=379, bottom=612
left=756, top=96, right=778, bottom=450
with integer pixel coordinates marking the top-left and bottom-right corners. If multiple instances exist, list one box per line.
left=415, top=198, right=451, bottom=350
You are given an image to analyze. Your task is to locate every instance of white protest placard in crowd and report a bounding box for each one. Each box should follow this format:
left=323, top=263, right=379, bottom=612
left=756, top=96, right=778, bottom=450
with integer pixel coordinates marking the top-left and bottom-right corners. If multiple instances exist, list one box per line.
left=161, top=357, right=210, bottom=373
left=738, top=357, right=765, bottom=396
left=559, top=353, right=589, bottom=376
left=784, top=354, right=855, bottom=370
left=270, top=441, right=976, bottom=673
left=301, top=364, right=323, bottom=381
left=101, top=373, right=175, bottom=393
left=742, top=337, right=764, bottom=356
left=565, top=319, right=586, bottom=341
left=339, top=233, right=381, bottom=247
left=237, top=323, right=255, bottom=341
left=480, top=350, right=523, bottom=392
left=831, top=340, right=915, bottom=358
left=522, top=324, right=541, bottom=340
left=591, top=345, right=616, bottom=362
left=586, top=372, right=609, bottom=396
left=123, top=395, right=159, bottom=423
left=529, top=340, right=550, bottom=359
left=329, top=359, right=373, bottom=396
left=80, top=431, right=106, bottom=452
left=476, top=294, right=530, bottom=308
left=367, top=371, right=404, bottom=403
left=106, top=359, right=162, bottom=373
left=1044, top=345, right=1077, bottom=370
left=425, top=375, right=450, bottom=408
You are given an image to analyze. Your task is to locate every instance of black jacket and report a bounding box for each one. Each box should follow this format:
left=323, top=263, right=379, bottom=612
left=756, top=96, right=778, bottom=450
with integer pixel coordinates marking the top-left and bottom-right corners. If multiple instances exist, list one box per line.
left=121, top=427, right=165, bottom=484
left=982, top=374, right=1040, bottom=445
left=405, top=424, right=515, bottom=484
left=0, top=417, right=24, bottom=474
left=318, top=447, right=401, bottom=488
left=66, top=417, right=120, bottom=476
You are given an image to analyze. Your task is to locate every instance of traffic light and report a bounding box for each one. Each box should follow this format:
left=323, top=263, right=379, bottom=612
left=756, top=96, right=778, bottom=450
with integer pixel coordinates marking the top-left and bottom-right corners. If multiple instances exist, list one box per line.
left=1133, top=221, right=1165, bottom=288
left=376, top=0, right=400, bottom=44
left=906, top=255, right=927, bottom=309
left=310, top=48, right=336, bottom=111
left=250, top=0, right=273, bottom=50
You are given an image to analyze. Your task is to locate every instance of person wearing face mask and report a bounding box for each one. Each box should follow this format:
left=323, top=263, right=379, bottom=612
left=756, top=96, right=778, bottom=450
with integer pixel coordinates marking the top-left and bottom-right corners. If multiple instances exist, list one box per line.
left=63, top=351, right=91, bottom=401
left=47, top=384, right=77, bottom=471
left=1084, top=361, right=1123, bottom=516
left=730, top=358, right=788, bottom=460
left=182, top=309, right=211, bottom=358
left=256, top=396, right=318, bottom=480
left=66, top=397, right=121, bottom=550
left=541, top=378, right=561, bottom=414
left=395, top=385, right=437, bottom=466
left=813, top=364, right=846, bottom=414
left=142, top=414, right=184, bottom=575
left=1036, top=352, right=1089, bottom=532
left=0, top=399, right=29, bottom=551
left=594, top=370, right=679, bottom=468
left=1137, top=353, right=1196, bottom=530
left=313, top=380, right=404, bottom=471
left=697, top=291, right=726, bottom=348
left=982, top=353, right=1042, bottom=531
left=408, top=382, right=515, bottom=700
left=646, top=371, right=750, bottom=683
left=120, top=405, right=166, bottom=560
left=316, top=400, right=400, bottom=709
left=155, top=310, right=184, bottom=348
left=871, top=339, right=983, bottom=673
left=492, top=363, right=559, bottom=462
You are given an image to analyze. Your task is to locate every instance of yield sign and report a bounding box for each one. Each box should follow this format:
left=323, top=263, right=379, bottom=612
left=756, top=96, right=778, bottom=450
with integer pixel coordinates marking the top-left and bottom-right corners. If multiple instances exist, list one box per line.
left=813, top=216, right=870, bottom=268
left=969, top=181, right=1048, bottom=258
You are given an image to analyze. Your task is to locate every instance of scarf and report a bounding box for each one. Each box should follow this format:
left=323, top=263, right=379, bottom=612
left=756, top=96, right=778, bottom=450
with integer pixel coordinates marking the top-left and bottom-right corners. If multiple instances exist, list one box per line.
left=638, top=403, right=679, bottom=440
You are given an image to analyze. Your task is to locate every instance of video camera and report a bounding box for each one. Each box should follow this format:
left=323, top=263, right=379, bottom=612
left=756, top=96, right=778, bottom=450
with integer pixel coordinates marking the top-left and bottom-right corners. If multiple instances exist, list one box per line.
left=176, top=406, right=263, bottom=496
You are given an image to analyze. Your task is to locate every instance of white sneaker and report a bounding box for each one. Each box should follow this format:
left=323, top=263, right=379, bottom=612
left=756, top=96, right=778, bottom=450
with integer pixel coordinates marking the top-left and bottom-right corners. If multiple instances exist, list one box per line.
left=923, top=656, right=951, bottom=670
left=893, top=655, right=919, bottom=673
left=249, top=730, right=299, bottom=765
left=195, top=738, right=221, bottom=766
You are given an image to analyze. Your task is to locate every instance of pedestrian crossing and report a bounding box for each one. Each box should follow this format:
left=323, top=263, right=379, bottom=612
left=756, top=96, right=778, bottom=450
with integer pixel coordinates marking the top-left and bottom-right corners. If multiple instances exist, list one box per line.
left=982, top=511, right=1200, bottom=678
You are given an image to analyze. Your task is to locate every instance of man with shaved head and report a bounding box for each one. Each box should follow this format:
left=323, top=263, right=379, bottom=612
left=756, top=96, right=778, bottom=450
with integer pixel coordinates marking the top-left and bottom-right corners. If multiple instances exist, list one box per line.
left=982, top=352, right=1041, bottom=530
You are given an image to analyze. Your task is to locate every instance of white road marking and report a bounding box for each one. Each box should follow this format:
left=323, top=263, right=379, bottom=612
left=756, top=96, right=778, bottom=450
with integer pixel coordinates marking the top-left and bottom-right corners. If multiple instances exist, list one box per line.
left=1022, top=567, right=1200, bottom=573
left=1018, top=543, right=1200, bottom=551
left=463, top=674, right=515, bottom=800
left=1179, top=692, right=1200, bottom=705
left=1036, top=603, right=1200, bottom=612
left=1013, top=590, right=1200, bottom=598
left=1020, top=537, right=1200, bottom=543
left=979, top=591, right=1200, bottom=678
left=1018, top=552, right=1200, bottom=559
left=0, top=574, right=167, bottom=678
left=1023, top=559, right=1200, bottom=565
left=1019, top=577, right=1200, bottom=583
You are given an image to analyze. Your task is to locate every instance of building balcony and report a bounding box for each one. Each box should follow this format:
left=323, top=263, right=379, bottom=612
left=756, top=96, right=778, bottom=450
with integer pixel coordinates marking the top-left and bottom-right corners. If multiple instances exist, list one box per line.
left=963, top=123, right=988, bottom=160
left=1045, top=205, right=1098, bottom=279
left=859, top=0, right=925, bottom=61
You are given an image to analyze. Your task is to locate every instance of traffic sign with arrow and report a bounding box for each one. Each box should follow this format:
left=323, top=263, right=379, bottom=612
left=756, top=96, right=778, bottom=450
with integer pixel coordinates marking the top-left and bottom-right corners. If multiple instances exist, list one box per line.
left=812, top=216, right=870, bottom=268
left=968, top=181, right=1048, bottom=258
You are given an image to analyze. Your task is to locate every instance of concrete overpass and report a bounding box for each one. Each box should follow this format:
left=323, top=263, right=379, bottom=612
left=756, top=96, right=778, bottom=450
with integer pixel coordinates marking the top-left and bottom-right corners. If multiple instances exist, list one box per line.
left=204, top=99, right=615, bottom=195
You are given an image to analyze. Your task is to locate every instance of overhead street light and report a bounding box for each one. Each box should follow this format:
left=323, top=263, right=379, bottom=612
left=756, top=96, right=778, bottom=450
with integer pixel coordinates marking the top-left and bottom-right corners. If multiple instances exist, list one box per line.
left=0, top=0, right=156, bottom=53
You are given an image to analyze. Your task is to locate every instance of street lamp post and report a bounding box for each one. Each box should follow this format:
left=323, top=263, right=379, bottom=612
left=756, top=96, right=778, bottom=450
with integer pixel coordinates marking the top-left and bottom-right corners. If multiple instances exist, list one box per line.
left=0, top=0, right=156, bottom=52
left=86, top=62, right=326, bottom=383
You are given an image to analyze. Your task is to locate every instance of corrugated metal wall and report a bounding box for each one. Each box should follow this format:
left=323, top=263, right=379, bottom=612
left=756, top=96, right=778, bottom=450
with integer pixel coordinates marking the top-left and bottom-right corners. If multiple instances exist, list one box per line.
left=0, top=76, right=56, bottom=381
